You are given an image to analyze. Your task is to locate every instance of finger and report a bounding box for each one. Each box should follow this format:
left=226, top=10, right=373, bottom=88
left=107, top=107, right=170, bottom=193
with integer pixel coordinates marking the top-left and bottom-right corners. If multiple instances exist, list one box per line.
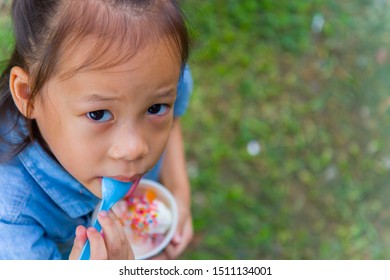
left=87, top=227, right=108, bottom=260
left=149, top=249, right=170, bottom=260
left=68, top=225, right=87, bottom=260
left=164, top=243, right=178, bottom=259
left=171, top=232, right=182, bottom=246
left=98, top=211, right=129, bottom=259
left=108, top=210, right=128, bottom=247
left=108, top=210, right=135, bottom=259
left=165, top=218, right=194, bottom=259
left=148, top=242, right=177, bottom=260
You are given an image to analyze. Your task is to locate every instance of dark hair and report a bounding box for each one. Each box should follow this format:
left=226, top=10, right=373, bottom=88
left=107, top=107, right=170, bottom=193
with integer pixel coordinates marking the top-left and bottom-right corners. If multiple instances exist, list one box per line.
left=0, top=0, right=190, bottom=161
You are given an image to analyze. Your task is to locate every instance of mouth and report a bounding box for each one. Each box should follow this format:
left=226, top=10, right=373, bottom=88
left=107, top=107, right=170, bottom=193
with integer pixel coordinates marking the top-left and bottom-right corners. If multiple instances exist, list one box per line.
left=99, top=175, right=142, bottom=183
left=110, top=175, right=141, bottom=182
left=98, top=176, right=142, bottom=197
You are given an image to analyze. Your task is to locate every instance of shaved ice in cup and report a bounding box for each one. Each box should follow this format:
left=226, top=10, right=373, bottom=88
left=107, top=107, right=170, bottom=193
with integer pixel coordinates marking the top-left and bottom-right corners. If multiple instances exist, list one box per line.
left=113, top=179, right=178, bottom=259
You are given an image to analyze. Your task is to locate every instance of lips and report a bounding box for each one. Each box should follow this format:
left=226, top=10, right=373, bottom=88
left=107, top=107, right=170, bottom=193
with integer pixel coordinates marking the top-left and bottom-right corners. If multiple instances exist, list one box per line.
left=98, top=175, right=141, bottom=186
left=102, top=176, right=141, bottom=196
left=111, top=175, right=141, bottom=182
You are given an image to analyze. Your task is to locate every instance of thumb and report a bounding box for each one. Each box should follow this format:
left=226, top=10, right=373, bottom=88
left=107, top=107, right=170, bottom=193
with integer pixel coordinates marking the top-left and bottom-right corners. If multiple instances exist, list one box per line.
left=68, top=225, right=87, bottom=260
left=171, top=231, right=182, bottom=245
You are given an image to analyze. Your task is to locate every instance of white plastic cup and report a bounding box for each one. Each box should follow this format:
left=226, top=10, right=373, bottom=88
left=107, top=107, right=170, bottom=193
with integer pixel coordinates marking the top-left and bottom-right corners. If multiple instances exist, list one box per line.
left=122, top=179, right=178, bottom=260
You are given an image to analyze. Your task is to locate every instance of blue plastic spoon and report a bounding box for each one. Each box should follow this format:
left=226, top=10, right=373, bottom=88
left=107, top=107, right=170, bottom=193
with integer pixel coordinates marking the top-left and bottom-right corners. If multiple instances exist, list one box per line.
left=79, top=177, right=137, bottom=260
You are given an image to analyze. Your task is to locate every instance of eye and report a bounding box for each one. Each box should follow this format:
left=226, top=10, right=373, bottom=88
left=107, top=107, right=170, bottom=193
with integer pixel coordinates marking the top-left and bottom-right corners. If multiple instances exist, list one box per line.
left=86, top=110, right=113, bottom=122
left=147, top=104, right=169, bottom=116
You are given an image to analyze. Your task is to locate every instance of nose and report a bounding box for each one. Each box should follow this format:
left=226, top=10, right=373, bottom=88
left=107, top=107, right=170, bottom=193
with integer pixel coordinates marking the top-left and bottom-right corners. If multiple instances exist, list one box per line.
left=108, top=128, right=149, bottom=161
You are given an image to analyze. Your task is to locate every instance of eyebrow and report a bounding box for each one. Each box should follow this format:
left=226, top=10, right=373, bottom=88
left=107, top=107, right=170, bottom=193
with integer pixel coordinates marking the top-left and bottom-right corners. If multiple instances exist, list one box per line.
left=155, top=87, right=177, bottom=99
left=81, top=87, right=176, bottom=103
left=82, top=94, right=118, bottom=102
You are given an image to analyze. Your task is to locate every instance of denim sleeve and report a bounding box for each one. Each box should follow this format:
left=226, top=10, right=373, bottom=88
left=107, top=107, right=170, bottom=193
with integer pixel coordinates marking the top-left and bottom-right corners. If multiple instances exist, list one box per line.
left=0, top=221, right=62, bottom=260
left=174, top=64, right=193, bottom=117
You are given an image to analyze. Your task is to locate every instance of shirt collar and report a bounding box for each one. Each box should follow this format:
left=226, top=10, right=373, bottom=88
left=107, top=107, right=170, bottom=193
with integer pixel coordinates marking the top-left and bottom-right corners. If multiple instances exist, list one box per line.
left=18, top=141, right=100, bottom=218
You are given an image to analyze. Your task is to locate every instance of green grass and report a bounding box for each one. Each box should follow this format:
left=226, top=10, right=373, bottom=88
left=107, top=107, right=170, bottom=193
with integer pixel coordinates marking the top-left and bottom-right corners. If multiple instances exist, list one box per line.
left=0, top=6, right=12, bottom=64
left=1, top=0, right=390, bottom=259
left=179, top=0, right=390, bottom=259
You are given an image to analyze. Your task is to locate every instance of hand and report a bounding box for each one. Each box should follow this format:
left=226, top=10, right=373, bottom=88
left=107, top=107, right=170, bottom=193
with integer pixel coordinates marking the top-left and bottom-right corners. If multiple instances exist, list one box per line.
left=150, top=204, right=193, bottom=260
left=69, top=210, right=134, bottom=260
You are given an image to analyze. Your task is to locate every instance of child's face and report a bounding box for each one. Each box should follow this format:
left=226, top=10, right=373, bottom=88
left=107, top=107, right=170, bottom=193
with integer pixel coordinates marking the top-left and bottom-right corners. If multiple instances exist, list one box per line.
left=32, top=40, right=180, bottom=198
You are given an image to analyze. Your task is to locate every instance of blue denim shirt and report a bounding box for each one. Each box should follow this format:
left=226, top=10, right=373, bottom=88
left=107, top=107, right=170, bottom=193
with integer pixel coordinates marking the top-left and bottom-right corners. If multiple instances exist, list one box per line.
left=0, top=66, right=192, bottom=259
left=0, top=141, right=100, bottom=259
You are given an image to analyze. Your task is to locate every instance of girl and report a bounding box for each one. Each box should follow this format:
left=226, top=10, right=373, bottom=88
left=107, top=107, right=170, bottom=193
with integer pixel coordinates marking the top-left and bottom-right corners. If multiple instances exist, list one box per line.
left=0, top=0, right=193, bottom=260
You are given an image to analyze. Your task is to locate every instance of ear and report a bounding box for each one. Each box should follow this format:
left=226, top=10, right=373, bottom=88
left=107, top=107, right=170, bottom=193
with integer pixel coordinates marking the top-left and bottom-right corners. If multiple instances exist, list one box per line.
left=9, top=66, right=33, bottom=118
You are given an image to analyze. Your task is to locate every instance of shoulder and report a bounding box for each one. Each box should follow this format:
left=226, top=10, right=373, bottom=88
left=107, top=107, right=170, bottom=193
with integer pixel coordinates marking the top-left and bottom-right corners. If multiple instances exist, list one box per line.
left=0, top=156, right=35, bottom=222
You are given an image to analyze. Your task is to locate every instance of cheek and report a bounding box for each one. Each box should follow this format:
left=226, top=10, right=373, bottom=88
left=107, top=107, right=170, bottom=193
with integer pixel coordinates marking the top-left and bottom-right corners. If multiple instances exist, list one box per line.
left=34, top=104, right=64, bottom=153
left=59, top=126, right=106, bottom=163
left=51, top=131, right=105, bottom=189
left=42, top=116, right=106, bottom=178
left=148, top=120, right=173, bottom=157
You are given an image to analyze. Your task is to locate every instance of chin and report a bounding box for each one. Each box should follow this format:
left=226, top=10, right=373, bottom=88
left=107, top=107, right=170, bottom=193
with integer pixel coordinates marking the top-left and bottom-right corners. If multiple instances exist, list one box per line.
left=82, top=178, right=103, bottom=198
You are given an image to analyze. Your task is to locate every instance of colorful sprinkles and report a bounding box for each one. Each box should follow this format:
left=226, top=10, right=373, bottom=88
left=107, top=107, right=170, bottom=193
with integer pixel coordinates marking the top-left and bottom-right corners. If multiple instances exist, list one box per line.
left=121, top=190, right=161, bottom=237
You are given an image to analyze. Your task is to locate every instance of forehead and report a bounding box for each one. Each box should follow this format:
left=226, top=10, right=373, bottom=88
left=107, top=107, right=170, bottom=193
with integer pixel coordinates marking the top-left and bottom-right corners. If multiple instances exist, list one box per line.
left=55, top=35, right=181, bottom=80
left=48, top=0, right=184, bottom=80
left=53, top=37, right=181, bottom=90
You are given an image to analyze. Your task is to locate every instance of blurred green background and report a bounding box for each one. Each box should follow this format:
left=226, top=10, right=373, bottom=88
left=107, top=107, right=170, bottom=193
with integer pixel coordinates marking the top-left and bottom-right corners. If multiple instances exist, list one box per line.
left=179, top=0, right=390, bottom=259
left=2, top=0, right=390, bottom=259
